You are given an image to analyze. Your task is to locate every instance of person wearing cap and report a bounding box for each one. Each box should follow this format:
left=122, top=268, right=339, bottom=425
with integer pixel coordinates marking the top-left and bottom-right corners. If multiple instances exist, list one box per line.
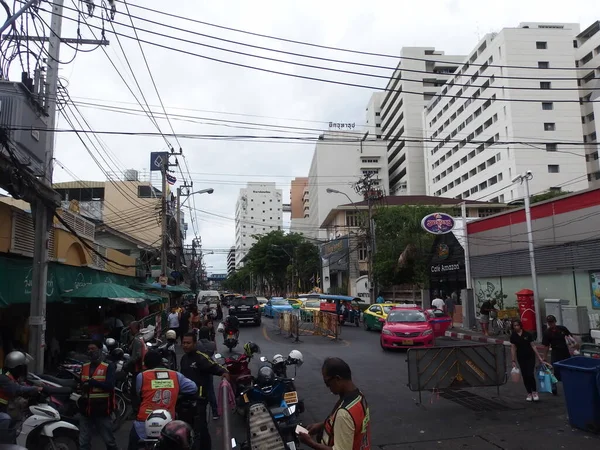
left=541, top=315, right=573, bottom=389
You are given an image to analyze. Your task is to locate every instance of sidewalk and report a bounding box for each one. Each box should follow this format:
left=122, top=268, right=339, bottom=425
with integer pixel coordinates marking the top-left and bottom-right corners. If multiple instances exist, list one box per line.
left=445, top=326, right=547, bottom=351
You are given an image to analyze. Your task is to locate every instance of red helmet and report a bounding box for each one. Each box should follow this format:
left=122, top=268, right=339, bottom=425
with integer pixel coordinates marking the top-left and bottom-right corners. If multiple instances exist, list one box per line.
left=157, top=420, right=194, bottom=450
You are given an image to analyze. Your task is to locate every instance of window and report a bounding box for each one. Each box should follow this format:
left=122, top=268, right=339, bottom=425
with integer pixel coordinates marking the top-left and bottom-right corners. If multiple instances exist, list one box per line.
left=544, top=123, right=556, bottom=131
left=358, top=242, right=367, bottom=261
left=546, top=143, right=557, bottom=152
left=542, top=102, right=554, bottom=110
left=346, top=211, right=361, bottom=227
left=536, top=41, right=548, bottom=49
left=548, top=165, right=560, bottom=173
left=540, top=81, right=551, bottom=89
left=538, top=61, right=549, bottom=69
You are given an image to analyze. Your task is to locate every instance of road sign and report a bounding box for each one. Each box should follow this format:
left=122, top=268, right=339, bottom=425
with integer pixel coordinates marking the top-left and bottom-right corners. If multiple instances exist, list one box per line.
left=150, top=152, right=169, bottom=171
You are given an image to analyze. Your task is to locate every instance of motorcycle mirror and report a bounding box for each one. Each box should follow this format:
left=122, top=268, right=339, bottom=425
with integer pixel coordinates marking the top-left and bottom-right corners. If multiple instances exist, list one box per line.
left=259, top=356, right=267, bottom=363
left=285, top=405, right=296, bottom=416
left=231, top=438, right=238, bottom=449
left=214, top=353, right=223, bottom=360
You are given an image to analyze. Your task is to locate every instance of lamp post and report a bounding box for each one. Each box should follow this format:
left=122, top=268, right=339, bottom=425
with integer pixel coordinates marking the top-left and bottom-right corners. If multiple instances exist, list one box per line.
left=512, top=171, right=542, bottom=341
left=176, top=188, right=214, bottom=282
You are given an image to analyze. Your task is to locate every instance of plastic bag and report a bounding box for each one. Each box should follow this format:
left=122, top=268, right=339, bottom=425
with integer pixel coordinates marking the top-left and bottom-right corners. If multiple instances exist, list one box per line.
left=537, top=365, right=554, bottom=393
left=566, top=335, right=579, bottom=355
left=511, top=367, right=521, bottom=383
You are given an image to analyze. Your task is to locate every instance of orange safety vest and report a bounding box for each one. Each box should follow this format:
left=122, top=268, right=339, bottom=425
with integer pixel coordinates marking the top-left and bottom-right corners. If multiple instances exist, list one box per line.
left=80, top=362, right=115, bottom=417
left=323, top=390, right=371, bottom=450
left=134, top=336, right=148, bottom=373
left=0, top=372, right=16, bottom=408
left=136, top=368, right=180, bottom=421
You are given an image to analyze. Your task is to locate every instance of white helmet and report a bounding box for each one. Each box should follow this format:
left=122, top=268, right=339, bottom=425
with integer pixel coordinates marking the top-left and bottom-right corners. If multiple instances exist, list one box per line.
left=145, top=409, right=173, bottom=438
left=272, top=354, right=285, bottom=365
left=165, top=330, right=177, bottom=340
left=288, top=350, right=303, bottom=366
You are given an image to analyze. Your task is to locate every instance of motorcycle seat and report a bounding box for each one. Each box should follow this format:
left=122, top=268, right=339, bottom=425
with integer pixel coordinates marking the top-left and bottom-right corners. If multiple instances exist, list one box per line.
left=43, top=385, right=73, bottom=396
left=40, top=374, right=78, bottom=389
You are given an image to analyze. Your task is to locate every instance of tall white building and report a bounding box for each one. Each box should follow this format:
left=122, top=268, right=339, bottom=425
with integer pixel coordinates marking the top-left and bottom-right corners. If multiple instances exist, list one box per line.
left=306, top=130, right=388, bottom=240
left=381, top=48, right=465, bottom=195
left=576, top=21, right=600, bottom=187
left=365, top=92, right=385, bottom=139
left=424, top=23, right=588, bottom=202
left=235, top=182, right=282, bottom=268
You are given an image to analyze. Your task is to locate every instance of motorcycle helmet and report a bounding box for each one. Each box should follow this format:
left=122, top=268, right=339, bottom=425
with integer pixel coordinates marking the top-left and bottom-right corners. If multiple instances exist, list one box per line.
left=243, top=342, right=261, bottom=358
left=288, top=350, right=304, bottom=366
left=157, top=420, right=194, bottom=450
left=256, top=366, right=276, bottom=387
left=226, top=315, right=240, bottom=329
left=105, top=338, right=117, bottom=352
left=145, top=409, right=172, bottom=438
left=165, top=330, right=177, bottom=341
left=4, top=351, right=32, bottom=369
left=272, top=354, right=285, bottom=365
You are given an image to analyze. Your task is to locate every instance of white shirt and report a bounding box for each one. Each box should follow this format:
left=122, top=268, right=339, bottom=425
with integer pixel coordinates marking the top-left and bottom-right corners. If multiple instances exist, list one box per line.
left=168, top=312, right=180, bottom=328
left=432, top=298, right=445, bottom=310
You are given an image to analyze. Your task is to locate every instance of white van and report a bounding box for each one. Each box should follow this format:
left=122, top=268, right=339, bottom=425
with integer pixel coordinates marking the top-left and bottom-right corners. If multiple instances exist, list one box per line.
left=197, top=290, right=221, bottom=310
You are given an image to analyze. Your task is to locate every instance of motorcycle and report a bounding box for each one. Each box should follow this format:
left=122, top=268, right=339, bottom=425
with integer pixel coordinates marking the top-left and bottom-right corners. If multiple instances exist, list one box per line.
left=217, top=352, right=254, bottom=402
left=245, top=402, right=296, bottom=450
left=223, top=330, right=239, bottom=352
left=259, top=350, right=303, bottom=380
left=137, top=396, right=198, bottom=449
left=11, top=392, right=79, bottom=450
left=150, top=340, right=177, bottom=371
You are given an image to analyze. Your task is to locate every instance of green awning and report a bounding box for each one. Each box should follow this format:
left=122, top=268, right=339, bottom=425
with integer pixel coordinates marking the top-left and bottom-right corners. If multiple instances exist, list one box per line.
left=62, top=282, right=148, bottom=304
left=0, top=256, right=140, bottom=306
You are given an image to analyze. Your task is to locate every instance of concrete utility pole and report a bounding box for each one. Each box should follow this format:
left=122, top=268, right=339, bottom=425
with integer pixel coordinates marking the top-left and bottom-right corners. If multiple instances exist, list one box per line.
left=28, top=0, right=107, bottom=373
left=160, top=157, right=169, bottom=282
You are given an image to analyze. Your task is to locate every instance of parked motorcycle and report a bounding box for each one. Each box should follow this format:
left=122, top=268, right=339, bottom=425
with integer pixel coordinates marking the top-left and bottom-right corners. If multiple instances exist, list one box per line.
left=216, top=342, right=260, bottom=402
left=223, top=330, right=239, bottom=352
left=12, top=392, right=79, bottom=450
left=259, top=350, right=303, bottom=379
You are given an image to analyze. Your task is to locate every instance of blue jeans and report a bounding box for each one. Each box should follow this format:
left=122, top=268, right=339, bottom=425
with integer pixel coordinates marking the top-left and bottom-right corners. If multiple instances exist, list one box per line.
left=79, top=415, right=119, bottom=450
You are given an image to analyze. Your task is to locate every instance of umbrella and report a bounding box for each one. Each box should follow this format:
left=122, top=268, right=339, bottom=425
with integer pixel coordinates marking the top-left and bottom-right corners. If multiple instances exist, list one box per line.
left=62, top=282, right=149, bottom=304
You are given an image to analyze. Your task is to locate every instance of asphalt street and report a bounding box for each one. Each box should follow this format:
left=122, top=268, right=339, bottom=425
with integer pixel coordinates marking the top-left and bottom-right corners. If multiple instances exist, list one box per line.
left=108, top=314, right=600, bottom=450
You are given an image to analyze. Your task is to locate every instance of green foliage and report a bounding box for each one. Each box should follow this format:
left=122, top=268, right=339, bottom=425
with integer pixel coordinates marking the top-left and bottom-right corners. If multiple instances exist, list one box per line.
left=531, top=190, right=572, bottom=204
left=222, top=231, right=320, bottom=295
left=373, top=206, right=439, bottom=289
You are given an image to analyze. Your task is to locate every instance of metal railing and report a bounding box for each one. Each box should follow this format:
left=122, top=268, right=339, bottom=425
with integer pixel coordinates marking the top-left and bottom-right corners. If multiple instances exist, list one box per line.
left=276, top=310, right=340, bottom=340
left=220, top=380, right=234, bottom=450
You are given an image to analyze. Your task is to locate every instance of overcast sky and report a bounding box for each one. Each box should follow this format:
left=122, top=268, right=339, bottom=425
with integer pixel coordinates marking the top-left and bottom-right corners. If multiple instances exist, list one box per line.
left=23, top=0, right=598, bottom=272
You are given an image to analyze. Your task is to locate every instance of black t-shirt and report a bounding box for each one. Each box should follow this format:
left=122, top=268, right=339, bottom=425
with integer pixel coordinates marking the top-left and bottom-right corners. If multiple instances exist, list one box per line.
left=510, top=331, right=535, bottom=360
left=542, top=325, right=572, bottom=361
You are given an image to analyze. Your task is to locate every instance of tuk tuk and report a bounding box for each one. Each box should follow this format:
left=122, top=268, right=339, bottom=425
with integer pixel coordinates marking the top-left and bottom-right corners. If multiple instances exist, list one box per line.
left=319, top=295, right=364, bottom=326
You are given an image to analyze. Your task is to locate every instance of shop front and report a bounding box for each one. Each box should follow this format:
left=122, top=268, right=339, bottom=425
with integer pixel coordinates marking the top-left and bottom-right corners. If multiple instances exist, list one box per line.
left=428, top=232, right=466, bottom=301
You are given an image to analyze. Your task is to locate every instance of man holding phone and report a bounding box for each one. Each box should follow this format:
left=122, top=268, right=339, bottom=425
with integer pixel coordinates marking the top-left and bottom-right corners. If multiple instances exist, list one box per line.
left=297, top=357, right=371, bottom=450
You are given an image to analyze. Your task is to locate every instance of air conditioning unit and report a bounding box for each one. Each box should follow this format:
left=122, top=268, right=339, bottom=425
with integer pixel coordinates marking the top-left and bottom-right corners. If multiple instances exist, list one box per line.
left=124, top=169, right=139, bottom=181
left=0, top=81, right=48, bottom=177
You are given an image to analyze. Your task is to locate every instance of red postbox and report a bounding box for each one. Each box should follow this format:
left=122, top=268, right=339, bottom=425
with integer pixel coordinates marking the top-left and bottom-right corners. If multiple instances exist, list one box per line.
left=516, top=289, right=536, bottom=333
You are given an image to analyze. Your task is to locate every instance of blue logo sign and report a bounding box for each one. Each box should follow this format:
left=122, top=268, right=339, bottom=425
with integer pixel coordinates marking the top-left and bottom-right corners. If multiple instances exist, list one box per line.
left=150, top=152, right=169, bottom=171
left=421, top=212, right=455, bottom=235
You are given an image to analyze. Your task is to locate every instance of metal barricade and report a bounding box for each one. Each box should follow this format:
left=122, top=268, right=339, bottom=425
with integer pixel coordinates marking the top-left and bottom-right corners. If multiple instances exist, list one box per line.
left=313, top=311, right=340, bottom=340
left=275, top=310, right=341, bottom=341
left=220, top=381, right=234, bottom=450
left=407, top=344, right=507, bottom=403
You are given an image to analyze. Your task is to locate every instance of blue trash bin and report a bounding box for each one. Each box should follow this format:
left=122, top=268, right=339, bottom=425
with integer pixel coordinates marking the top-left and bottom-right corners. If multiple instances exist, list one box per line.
left=554, top=357, right=600, bottom=433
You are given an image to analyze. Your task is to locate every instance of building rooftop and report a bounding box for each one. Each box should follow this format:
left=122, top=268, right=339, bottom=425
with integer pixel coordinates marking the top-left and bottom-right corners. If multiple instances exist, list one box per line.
left=344, top=195, right=493, bottom=208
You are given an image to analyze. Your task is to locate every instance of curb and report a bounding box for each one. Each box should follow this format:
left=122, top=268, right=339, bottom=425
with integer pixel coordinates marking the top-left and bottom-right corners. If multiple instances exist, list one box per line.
left=445, top=330, right=510, bottom=346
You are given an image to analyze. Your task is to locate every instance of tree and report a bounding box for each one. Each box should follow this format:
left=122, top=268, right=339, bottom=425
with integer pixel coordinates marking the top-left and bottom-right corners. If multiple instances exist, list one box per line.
left=531, top=190, right=572, bottom=204
left=373, top=206, right=439, bottom=289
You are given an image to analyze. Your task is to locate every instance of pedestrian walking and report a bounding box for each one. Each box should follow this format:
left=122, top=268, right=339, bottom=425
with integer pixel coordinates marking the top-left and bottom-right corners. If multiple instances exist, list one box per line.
left=79, top=340, right=119, bottom=450
left=431, top=294, right=445, bottom=311
left=168, top=307, right=181, bottom=339
left=445, top=294, right=456, bottom=326
left=479, top=299, right=496, bottom=336
left=541, top=315, right=573, bottom=389
left=510, top=320, right=544, bottom=402
left=298, top=357, right=371, bottom=450
left=181, top=332, right=230, bottom=450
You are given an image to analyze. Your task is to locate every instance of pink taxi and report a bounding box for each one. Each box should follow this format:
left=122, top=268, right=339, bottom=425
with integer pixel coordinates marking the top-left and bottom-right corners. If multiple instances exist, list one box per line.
left=380, top=307, right=435, bottom=350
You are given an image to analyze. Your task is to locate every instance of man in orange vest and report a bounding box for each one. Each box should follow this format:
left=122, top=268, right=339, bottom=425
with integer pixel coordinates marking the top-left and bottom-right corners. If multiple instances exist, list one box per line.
left=298, top=358, right=371, bottom=450
left=127, top=350, right=197, bottom=450
left=79, top=340, right=118, bottom=450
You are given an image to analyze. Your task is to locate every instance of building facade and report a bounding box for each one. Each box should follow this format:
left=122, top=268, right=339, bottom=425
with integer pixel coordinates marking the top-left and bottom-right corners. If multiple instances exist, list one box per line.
left=576, top=21, right=600, bottom=187
left=306, top=131, right=388, bottom=240
left=365, top=92, right=385, bottom=139
left=234, top=182, right=283, bottom=268
left=227, top=247, right=236, bottom=276
left=290, top=177, right=309, bottom=234
left=424, top=23, right=589, bottom=202
left=381, top=48, right=465, bottom=195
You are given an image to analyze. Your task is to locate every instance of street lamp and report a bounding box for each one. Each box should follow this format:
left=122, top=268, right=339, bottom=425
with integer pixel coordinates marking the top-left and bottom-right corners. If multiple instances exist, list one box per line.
left=512, top=170, right=542, bottom=341
left=181, top=188, right=214, bottom=206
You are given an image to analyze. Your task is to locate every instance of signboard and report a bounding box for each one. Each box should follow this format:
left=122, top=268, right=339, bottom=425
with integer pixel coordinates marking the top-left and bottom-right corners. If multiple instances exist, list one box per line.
left=431, top=262, right=461, bottom=273
left=590, top=272, right=600, bottom=310
left=328, top=122, right=356, bottom=130
left=355, top=275, right=370, bottom=299
left=150, top=152, right=169, bottom=171
left=421, top=212, right=455, bottom=235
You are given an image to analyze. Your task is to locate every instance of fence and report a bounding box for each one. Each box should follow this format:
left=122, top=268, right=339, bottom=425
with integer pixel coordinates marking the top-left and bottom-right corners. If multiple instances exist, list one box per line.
left=119, top=310, right=167, bottom=345
left=275, top=310, right=340, bottom=341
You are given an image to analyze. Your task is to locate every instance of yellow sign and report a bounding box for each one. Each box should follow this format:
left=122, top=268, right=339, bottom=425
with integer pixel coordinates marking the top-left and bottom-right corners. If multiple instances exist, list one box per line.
left=283, top=391, right=298, bottom=405
left=465, top=359, right=485, bottom=381
left=150, top=379, right=175, bottom=389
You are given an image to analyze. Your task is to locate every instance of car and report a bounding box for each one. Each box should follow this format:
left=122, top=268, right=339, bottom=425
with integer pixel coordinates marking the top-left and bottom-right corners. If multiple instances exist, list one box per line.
left=287, top=298, right=303, bottom=309
left=228, top=296, right=261, bottom=326
left=380, top=308, right=435, bottom=351
left=263, top=297, right=294, bottom=318
left=363, top=303, right=414, bottom=331
left=300, top=299, right=322, bottom=321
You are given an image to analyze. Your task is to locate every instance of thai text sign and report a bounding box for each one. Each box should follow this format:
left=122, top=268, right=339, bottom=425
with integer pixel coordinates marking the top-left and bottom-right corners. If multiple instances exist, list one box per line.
left=421, top=212, right=455, bottom=235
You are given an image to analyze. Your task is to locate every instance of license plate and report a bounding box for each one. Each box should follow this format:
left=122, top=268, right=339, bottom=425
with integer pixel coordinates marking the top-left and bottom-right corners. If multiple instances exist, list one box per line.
left=283, top=391, right=298, bottom=404
left=401, top=340, right=413, bottom=345
left=243, top=393, right=249, bottom=403
left=239, top=306, right=249, bottom=310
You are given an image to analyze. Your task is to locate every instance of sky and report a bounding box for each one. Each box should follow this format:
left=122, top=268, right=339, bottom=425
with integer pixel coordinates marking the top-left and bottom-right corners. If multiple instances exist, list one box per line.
left=10, top=0, right=600, bottom=273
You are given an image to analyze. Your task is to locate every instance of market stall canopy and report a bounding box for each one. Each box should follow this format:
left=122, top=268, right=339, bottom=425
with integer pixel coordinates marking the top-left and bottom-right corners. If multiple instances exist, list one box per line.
left=62, top=282, right=148, bottom=304
left=132, top=281, right=192, bottom=294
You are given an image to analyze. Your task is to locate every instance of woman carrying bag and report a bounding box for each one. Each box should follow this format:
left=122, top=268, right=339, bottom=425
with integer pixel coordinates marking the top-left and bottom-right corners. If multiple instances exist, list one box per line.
left=510, top=319, right=545, bottom=402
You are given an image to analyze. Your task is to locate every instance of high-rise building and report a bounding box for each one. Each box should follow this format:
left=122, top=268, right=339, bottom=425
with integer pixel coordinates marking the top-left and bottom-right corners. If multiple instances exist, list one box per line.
left=306, top=130, right=388, bottom=240
left=381, top=48, right=465, bottom=195
left=423, top=23, right=588, bottom=202
left=227, top=246, right=236, bottom=276
left=290, top=177, right=309, bottom=234
left=234, top=182, right=283, bottom=268
left=576, top=21, right=600, bottom=187
left=365, top=92, right=385, bottom=139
